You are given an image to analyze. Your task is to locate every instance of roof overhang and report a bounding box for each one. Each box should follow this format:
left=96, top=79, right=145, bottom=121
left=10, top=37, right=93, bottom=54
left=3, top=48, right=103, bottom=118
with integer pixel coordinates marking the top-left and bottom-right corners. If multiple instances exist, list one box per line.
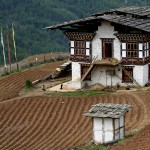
left=45, top=6, right=150, bottom=33
left=84, top=103, right=132, bottom=118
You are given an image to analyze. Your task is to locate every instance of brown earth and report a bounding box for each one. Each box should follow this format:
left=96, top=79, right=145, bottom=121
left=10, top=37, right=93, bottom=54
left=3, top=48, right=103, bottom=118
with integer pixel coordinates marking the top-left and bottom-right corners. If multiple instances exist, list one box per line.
left=0, top=60, right=65, bottom=102
left=0, top=60, right=150, bottom=150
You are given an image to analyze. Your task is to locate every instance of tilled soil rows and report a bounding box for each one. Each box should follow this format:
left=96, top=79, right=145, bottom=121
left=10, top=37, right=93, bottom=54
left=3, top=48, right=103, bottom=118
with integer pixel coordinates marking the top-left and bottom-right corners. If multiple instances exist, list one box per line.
left=0, top=60, right=65, bottom=102
left=0, top=93, right=150, bottom=150
left=0, top=60, right=150, bottom=150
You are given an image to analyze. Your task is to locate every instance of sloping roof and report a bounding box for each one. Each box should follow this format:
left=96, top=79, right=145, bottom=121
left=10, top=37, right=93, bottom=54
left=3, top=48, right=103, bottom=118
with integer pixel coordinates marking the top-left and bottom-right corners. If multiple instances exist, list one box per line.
left=99, top=14, right=150, bottom=32
left=45, top=6, right=150, bottom=32
left=115, top=6, right=150, bottom=17
left=84, top=103, right=132, bottom=118
left=93, top=6, right=150, bottom=17
left=45, top=16, right=96, bottom=30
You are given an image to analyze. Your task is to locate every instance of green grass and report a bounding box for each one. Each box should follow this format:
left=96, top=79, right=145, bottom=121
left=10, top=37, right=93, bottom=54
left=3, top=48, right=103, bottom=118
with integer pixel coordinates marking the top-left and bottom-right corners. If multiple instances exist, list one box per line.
left=47, top=90, right=113, bottom=97
left=73, top=143, right=108, bottom=150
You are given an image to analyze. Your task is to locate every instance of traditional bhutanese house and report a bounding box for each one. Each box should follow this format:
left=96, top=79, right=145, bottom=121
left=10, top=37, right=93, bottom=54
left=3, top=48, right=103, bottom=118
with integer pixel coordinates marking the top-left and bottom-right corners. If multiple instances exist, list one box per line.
left=45, top=6, right=150, bottom=89
left=84, top=103, right=132, bottom=144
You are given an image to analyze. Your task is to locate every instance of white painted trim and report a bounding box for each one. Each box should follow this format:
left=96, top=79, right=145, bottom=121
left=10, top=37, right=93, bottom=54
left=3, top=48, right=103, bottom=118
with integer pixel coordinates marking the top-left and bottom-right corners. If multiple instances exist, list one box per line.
left=122, top=43, right=126, bottom=49
left=147, top=50, right=149, bottom=57
left=139, top=51, right=143, bottom=58
left=139, top=43, right=143, bottom=50
left=86, top=41, right=90, bottom=48
left=122, top=51, right=126, bottom=57
left=86, top=49, right=90, bottom=56
left=71, top=41, right=74, bottom=47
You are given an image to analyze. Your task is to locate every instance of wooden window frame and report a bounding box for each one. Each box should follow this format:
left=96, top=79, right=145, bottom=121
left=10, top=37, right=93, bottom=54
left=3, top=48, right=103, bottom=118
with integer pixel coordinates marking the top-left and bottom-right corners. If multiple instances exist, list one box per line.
left=122, top=67, right=134, bottom=83
left=81, top=64, right=91, bottom=80
left=74, top=41, right=86, bottom=56
left=126, top=43, right=138, bottom=58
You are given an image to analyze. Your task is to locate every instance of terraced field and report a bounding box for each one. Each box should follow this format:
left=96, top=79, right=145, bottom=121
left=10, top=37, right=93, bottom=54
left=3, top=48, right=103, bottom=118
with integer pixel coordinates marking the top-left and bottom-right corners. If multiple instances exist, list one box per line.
left=0, top=93, right=148, bottom=150
left=0, top=60, right=150, bottom=150
left=0, top=60, right=65, bottom=102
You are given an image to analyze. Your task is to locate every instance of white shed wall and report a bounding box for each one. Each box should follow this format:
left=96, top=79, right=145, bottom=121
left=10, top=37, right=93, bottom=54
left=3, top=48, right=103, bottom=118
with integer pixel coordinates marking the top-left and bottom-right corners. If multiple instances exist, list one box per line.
left=103, top=118, right=113, bottom=143
left=93, top=118, right=113, bottom=143
left=120, top=116, right=124, bottom=139
left=93, top=118, right=103, bottom=143
left=92, top=21, right=121, bottom=61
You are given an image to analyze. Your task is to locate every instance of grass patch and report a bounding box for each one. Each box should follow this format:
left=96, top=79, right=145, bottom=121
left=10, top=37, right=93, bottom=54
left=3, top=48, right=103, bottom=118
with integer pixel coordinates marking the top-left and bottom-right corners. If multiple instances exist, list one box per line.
left=71, top=143, right=108, bottom=150
left=47, top=90, right=113, bottom=97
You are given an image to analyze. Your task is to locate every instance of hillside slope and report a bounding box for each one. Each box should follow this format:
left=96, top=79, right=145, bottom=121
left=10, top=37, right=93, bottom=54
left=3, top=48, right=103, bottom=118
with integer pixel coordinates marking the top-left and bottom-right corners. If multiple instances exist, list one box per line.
left=0, top=60, right=150, bottom=149
left=0, top=93, right=149, bottom=150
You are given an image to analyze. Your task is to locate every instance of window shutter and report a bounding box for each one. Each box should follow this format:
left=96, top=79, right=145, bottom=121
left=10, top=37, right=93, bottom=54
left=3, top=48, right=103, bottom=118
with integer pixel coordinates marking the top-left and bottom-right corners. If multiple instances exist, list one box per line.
left=71, top=48, right=74, bottom=55
left=86, top=41, right=90, bottom=48
left=139, top=43, right=143, bottom=50
left=122, top=43, right=126, bottom=50
left=71, top=41, right=74, bottom=47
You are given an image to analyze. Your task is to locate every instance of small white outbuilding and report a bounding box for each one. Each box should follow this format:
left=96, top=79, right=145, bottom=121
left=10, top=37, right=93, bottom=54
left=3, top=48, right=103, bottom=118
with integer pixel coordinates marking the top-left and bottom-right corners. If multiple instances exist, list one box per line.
left=84, top=103, right=132, bottom=144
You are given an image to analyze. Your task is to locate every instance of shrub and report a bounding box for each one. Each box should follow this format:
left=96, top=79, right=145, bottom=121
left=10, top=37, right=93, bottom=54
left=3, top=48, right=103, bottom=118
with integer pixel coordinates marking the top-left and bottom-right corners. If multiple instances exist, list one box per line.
left=25, top=79, right=33, bottom=89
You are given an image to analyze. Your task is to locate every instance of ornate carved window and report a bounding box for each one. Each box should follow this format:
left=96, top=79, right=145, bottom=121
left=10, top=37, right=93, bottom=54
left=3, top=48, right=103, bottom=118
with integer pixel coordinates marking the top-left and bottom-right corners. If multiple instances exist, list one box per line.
left=70, top=41, right=91, bottom=56
left=74, top=41, right=86, bottom=55
left=122, top=43, right=138, bottom=58
left=126, top=43, right=138, bottom=58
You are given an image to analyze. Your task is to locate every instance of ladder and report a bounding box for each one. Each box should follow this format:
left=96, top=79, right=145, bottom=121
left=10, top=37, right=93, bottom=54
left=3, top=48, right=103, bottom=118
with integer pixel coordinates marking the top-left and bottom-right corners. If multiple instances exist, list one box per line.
left=122, top=67, right=141, bottom=87
left=81, top=55, right=98, bottom=81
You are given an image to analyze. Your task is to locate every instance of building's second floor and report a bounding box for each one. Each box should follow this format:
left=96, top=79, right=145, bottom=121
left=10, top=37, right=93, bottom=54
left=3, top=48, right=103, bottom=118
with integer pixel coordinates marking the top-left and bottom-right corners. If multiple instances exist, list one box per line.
left=67, top=21, right=150, bottom=65
left=46, top=6, right=150, bottom=65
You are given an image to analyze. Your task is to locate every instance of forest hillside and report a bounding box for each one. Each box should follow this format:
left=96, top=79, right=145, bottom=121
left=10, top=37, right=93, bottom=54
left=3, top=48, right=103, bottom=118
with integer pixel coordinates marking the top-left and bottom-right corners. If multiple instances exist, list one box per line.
left=0, top=0, right=149, bottom=64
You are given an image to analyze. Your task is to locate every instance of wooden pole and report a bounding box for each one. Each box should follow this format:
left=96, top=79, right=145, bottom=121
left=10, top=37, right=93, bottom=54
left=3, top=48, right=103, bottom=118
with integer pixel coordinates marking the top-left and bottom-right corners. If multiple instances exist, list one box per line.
left=6, top=25, right=11, bottom=72
left=12, top=23, right=19, bottom=71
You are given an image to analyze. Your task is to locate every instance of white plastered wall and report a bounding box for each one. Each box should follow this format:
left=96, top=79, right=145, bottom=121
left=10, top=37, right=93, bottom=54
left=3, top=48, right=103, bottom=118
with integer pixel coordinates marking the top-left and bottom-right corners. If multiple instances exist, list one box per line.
left=68, top=62, right=82, bottom=89
left=133, top=64, right=149, bottom=86
left=92, top=21, right=121, bottom=61
left=82, top=64, right=149, bottom=87
left=93, top=117, right=114, bottom=143
left=82, top=66, right=122, bottom=87
left=119, top=64, right=149, bottom=87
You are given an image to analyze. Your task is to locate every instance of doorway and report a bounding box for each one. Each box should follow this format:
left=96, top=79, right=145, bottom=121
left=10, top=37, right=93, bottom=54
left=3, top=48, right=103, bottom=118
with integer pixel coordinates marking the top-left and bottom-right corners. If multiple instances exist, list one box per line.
left=102, top=39, right=114, bottom=59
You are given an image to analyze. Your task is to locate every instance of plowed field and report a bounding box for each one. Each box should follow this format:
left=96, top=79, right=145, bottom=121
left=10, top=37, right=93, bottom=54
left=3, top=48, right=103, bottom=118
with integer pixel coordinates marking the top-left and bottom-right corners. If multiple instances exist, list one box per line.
left=0, top=60, right=65, bottom=102
left=0, top=60, right=150, bottom=150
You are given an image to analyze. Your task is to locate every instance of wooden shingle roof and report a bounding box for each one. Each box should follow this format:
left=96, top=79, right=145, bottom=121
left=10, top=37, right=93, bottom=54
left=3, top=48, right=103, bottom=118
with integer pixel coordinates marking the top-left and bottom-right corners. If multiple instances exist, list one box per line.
left=93, top=6, right=150, bottom=17
left=84, top=103, right=132, bottom=118
left=45, top=6, right=150, bottom=32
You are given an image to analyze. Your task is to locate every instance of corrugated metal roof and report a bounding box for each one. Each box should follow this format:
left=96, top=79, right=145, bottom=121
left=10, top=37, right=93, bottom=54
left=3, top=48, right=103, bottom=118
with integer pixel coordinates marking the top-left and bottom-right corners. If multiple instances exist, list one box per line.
left=84, top=103, right=132, bottom=118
